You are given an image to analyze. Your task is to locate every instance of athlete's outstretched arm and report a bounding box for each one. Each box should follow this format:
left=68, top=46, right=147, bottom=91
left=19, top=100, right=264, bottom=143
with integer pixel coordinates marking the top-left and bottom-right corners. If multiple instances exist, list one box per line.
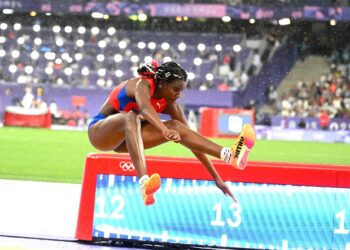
left=164, top=103, right=236, bottom=202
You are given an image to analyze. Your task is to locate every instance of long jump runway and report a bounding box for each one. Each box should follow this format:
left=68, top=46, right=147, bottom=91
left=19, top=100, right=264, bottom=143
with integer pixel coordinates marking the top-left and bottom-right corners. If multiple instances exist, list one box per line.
left=0, top=180, right=147, bottom=250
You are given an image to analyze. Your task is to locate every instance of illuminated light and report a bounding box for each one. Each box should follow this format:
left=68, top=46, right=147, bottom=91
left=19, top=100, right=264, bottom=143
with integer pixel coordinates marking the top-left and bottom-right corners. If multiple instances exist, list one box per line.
left=130, top=55, right=139, bottom=63
left=118, top=41, right=127, bottom=49
left=91, top=12, right=104, bottom=19
left=30, top=11, right=37, bottom=17
left=45, top=66, right=53, bottom=75
left=215, top=44, right=222, bottom=52
left=148, top=42, right=156, bottom=50
left=0, top=49, right=6, bottom=57
left=233, top=44, right=241, bottom=52
left=98, top=40, right=107, bottom=48
left=64, top=67, right=73, bottom=76
left=278, top=18, right=291, bottom=26
left=11, top=50, right=20, bottom=59
left=144, top=56, right=153, bottom=64
left=0, top=23, right=8, bottom=30
left=81, top=67, right=89, bottom=76
left=330, top=19, right=337, bottom=26
left=78, top=26, right=86, bottom=34
left=67, top=57, right=73, bottom=64
left=183, top=16, right=188, bottom=21
left=115, top=70, right=123, bottom=77
left=34, top=38, right=42, bottom=45
left=97, top=78, right=105, bottom=87
left=45, top=12, right=52, bottom=16
left=9, top=64, right=17, bottom=73
left=137, top=41, right=146, bottom=49
left=163, top=56, right=172, bottom=63
left=138, top=13, right=147, bottom=22
left=193, top=57, right=202, bottom=66
left=55, top=58, right=62, bottom=64
left=91, top=27, right=100, bottom=35
left=128, top=14, right=138, bottom=21
left=197, top=43, right=206, bottom=52
left=188, top=72, right=195, bottom=80
left=56, top=38, right=64, bottom=47
left=33, top=24, right=41, bottom=32
left=31, top=51, right=39, bottom=60
left=17, top=37, right=25, bottom=45
left=222, top=16, right=231, bottom=22
left=3, top=9, right=13, bottom=15
left=74, top=53, right=83, bottom=61
left=176, top=16, right=182, bottom=22
left=61, top=53, right=69, bottom=60
left=76, top=39, right=84, bottom=47
left=161, top=42, right=170, bottom=50
left=52, top=25, right=61, bottom=33
left=64, top=26, right=72, bottom=33
left=249, top=18, right=256, bottom=24
left=178, top=42, right=186, bottom=51
left=24, top=65, right=33, bottom=74
left=103, top=14, right=109, bottom=20
left=97, top=54, right=105, bottom=62
left=107, top=27, right=116, bottom=36
left=206, top=73, right=214, bottom=81
left=13, top=23, right=21, bottom=30
left=114, top=54, right=123, bottom=63
left=44, top=52, right=56, bottom=60
left=98, top=68, right=106, bottom=77
left=0, top=36, right=5, bottom=43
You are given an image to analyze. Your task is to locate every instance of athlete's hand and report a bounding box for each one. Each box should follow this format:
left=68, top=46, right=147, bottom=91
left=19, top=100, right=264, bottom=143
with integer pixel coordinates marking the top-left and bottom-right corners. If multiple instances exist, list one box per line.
left=163, top=129, right=181, bottom=142
left=215, top=179, right=237, bottom=203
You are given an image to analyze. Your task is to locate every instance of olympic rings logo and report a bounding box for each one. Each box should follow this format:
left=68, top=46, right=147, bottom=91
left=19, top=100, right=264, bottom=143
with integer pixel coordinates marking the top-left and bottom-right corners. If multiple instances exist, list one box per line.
left=119, top=161, right=135, bottom=172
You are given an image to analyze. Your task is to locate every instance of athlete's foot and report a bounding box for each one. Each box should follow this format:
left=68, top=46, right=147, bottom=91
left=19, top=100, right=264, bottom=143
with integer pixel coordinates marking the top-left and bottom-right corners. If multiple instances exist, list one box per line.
left=141, top=173, right=161, bottom=206
left=230, top=124, right=256, bottom=170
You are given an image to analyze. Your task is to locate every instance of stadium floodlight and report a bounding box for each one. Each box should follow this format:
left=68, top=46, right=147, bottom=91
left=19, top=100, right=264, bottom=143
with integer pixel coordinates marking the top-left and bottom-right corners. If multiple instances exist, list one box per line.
left=17, top=75, right=26, bottom=84
left=3, top=9, right=13, bottom=15
left=30, top=11, right=37, bottom=17
left=45, top=52, right=56, bottom=60
left=13, top=23, right=21, bottom=31
left=133, top=70, right=139, bottom=77
left=206, top=73, right=214, bottom=81
left=74, top=53, right=83, bottom=61
left=9, top=64, right=17, bottom=73
left=188, top=72, right=195, bottom=80
left=278, top=18, right=291, bottom=26
left=138, top=13, right=147, bottom=22
left=118, top=40, right=127, bottom=49
left=107, top=27, right=116, bottom=36
left=131, top=55, right=139, bottom=63
left=45, top=12, right=51, bottom=16
left=233, top=44, right=241, bottom=52
left=53, top=25, right=61, bottom=33
left=0, top=23, right=8, bottom=30
left=24, top=65, right=33, bottom=74
left=45, top=66, right=53, bottom=75
left=144, top=56, right=153, bottom=64
left=76, top=39, right=84, bottom=47
left=97, top=78, right=105, bottom=87
left=249, top=18, right=256, bottom=24
left=115, top=69, right=123, bottom=77
left=91, top=27, right=100, bottom=35
left=56, top=38, right=64, bottom=46
left=178, top=42, right=186, bottom=51
left=98, top=40, right=107, bottom=48
left=222, top=16, right=231, bottom=22
left=11, top=50, right=20, bottom=59
left=64, top=26, right=73, bottom=33
left=97, top=54, right=105, bottom=62
left=114, top=54, right=123, bottom=63
left=34, top=38, right=42, bottom=46
left=64, top=67, right=73, bottom=76
left=148, top=42, right=156, bottom=50
left=33, top=24, right=41, bottom=32
left=0, top=49, right=6, bottom=57
left=91, top=12, right=104, bottom=19
left=138, top=41, right=146, bottom=49
left=30, top=51, right=39, bottom=60
left=330, top=19, right=336, bottom=26
left=198, top=43, right=206, bottom=52
left=61, top=52, right=69, bottom=60
left=193, top=57, right=202, bottom=66
left=103, top=14, right=109, bottom=20
left=98, top=68, right=106, bottom=77
left=161, top=42, right=170, bottom=50
left=0, top=36, right=5, bottom=43
left=17, top=37, right=25, bottom=45
left=163, top=56, right=172, bottom=63
left=215, top=44, right=222, bottom=52
left=67, top=57, right=73, bottom=63
left=55, top=58, right=62, bottom=64
left=78, top=26, right=86, bottom=34
left=81, top=67, right=89, bottom=76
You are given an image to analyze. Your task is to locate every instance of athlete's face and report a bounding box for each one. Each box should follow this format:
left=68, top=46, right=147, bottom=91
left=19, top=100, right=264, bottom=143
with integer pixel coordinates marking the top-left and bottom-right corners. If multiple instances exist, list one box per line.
left=160, top=79, right=187, bottom=103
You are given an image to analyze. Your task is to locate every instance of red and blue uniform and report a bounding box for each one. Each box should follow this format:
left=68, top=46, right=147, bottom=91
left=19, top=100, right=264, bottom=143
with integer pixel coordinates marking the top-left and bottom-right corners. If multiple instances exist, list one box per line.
left=89, top=77, right=167, bottom=128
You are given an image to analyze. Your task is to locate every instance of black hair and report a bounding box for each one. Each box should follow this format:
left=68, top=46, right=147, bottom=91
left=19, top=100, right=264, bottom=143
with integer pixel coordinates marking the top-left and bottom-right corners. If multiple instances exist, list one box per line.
left=137, top=61, right=187, bottom=83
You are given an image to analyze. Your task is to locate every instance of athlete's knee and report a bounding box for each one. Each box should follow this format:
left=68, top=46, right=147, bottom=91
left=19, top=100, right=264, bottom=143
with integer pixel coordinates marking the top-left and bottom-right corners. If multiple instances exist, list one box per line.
left=165, top=120, right=187, bottom=134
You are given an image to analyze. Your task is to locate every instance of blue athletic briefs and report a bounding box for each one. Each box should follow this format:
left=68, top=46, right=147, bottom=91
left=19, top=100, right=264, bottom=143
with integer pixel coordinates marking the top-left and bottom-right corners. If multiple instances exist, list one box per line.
left=88, top=113, right=107, bottom=128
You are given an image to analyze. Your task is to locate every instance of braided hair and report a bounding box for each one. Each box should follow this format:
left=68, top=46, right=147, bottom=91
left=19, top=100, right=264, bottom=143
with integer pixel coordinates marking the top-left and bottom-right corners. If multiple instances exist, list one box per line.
left=137, top=60, right=187, bottom=84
